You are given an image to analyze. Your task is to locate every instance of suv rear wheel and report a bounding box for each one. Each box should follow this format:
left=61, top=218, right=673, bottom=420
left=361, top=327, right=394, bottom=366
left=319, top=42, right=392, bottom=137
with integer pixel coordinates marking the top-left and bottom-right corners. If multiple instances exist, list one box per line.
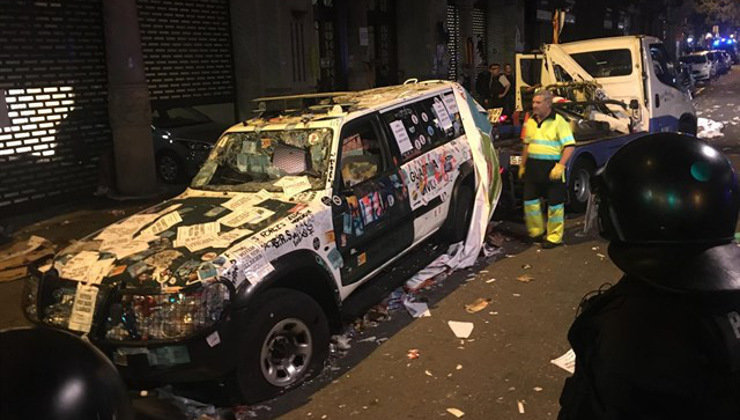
left=443, top=183, right=474, bottom=243
left=236, top=288, right=329, bottom=403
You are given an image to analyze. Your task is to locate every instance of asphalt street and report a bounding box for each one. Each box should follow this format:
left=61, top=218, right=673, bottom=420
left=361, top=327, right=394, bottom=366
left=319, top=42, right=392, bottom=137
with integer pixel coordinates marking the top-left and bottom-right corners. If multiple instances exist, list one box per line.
left=0, top=67, right=737, bottom=420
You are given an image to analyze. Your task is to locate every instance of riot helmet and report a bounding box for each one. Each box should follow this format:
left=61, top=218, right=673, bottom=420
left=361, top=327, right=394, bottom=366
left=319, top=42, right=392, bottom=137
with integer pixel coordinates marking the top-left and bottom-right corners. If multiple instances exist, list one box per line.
left=594, top=133, right=739, bottom=245
left=0, top=327, right=133, bottom=420
left=592, top=133, right=740, bottom=292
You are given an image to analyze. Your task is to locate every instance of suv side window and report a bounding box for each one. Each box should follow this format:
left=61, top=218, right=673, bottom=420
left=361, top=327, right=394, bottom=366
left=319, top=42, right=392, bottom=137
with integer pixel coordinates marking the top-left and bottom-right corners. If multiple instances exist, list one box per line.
left=338, top=116, right=386, bottom=189
left=381, top=93, right=465, bottom=163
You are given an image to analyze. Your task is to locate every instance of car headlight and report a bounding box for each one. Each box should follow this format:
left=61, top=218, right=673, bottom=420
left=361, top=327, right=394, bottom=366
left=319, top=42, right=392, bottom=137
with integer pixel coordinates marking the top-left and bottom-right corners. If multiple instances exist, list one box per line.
left=104, top=281, right=231, bottom=342
left=21, top=274, right=40, bottom=322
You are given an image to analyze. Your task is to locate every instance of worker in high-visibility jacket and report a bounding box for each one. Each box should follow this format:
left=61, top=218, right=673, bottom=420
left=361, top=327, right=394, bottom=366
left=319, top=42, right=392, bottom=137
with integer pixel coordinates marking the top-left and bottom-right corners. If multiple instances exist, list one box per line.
left=518, top=89, right=574, bottom=248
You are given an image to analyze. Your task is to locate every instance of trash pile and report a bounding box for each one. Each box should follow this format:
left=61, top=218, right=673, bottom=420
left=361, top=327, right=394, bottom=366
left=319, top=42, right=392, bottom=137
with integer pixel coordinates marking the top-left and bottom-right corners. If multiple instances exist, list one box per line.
left=0, top=235, right=55, bottom=282
left=697, top=117, right=725, bottom=139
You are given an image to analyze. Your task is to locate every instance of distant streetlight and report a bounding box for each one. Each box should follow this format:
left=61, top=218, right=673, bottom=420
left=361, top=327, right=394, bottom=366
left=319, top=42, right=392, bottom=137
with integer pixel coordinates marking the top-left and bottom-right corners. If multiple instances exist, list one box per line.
left=687, top=36, right=694, bottom=44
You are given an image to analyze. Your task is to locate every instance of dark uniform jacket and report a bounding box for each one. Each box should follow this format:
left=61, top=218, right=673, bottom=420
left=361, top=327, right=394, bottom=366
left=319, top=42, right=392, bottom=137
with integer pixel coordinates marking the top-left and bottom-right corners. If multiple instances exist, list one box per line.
left=559, top=275, right=740, bottom=419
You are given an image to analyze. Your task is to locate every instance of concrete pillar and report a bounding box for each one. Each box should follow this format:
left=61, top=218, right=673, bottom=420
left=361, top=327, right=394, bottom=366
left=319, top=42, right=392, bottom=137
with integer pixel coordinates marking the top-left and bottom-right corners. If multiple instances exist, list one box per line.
left=396, top=0, right=447, bottom=81
left=102, top=0, right=157, bottom=196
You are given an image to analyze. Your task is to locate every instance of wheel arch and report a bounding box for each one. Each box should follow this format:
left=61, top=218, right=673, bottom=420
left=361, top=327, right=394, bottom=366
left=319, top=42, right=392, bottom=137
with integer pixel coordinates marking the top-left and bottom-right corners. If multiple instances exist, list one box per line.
left=232, top=249, right=343, bottom=333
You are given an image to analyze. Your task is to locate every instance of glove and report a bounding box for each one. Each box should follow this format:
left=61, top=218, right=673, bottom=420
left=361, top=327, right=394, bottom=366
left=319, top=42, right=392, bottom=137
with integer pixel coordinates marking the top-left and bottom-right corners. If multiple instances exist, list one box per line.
left=549, top=163, right=566, bottom=182
left=518, top=164, right=526, bottom=179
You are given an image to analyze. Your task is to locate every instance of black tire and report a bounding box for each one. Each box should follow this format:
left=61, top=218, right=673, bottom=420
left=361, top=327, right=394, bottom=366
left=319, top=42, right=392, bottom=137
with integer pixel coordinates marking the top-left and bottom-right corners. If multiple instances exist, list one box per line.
left=156, top=152, right=185, bottom=184
left=235, top=288, right=329, bottom=403
left=679, top=116, right=697, bottom=136
left=567, top=158, right=595, bottom=213
left=443, top=183, right=474, bottom=243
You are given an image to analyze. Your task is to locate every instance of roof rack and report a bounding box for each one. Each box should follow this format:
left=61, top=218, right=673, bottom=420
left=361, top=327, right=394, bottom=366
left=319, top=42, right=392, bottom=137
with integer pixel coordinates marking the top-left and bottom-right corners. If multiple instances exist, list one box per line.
left=246, top=91, right=356, bottom=125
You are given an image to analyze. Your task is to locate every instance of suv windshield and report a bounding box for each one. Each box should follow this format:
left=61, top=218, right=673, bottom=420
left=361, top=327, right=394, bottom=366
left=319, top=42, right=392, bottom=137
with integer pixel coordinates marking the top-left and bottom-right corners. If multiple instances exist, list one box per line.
left=191, top=128, right=333, bottom=192
left=680, top=55, right=707, bottom=64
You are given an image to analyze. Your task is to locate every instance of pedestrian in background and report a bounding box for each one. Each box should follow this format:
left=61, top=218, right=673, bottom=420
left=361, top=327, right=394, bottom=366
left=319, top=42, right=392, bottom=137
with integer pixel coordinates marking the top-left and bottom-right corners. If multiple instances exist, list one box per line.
left=503, top=63, right=515, bottom=117
left=519, top=88, right=574, bottom=248
left=559, top=133, right=740, bottom=419
left=488, top=63, right=510, bottom=110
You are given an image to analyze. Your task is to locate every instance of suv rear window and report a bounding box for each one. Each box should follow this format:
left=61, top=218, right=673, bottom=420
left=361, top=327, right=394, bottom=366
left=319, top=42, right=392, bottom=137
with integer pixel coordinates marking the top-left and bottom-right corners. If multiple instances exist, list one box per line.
left=381, top=93, right=464, bottom=163
left=569, top=49, right=632, bottom=77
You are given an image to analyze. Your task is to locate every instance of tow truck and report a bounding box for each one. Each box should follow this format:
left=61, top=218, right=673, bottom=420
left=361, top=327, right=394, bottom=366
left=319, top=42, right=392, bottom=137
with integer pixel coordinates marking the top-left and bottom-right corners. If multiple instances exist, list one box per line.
left=496, top=35, right=696, bottom=213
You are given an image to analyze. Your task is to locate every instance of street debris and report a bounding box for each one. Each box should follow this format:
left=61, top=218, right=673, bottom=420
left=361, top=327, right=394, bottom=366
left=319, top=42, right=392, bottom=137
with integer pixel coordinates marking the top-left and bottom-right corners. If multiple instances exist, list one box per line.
left=424, top=369, right=433, bottom=377
left=697, top=117, right=724, bottom=139
left=533, top=387, right=543, bottom=392
left=403, top=298, right=431, bottom=318
left=356, top=336, right=377, bottom=343
left=0, top=235, right=55, bottom=282
left=485, top=278, right=496, bottom=283
left=516, top=274, right=534, bottom=283
left=521, top=264, right=532, bottom=270
left=464, top=297, right=492, bottom=314
left=407, top=348, right=420, bottom=360
left=517, top=400, right=525, bottom=414
left=551, top=348, right=577, bottom=374
left=448, top=321, right=474, bottom=339
left=446, top=407, right=465, bottom=418
left=456, top=364, right=463, bottom=370
left=596, top=253, right=606, bottom=260
left=331, top=334, right=352, bottom=352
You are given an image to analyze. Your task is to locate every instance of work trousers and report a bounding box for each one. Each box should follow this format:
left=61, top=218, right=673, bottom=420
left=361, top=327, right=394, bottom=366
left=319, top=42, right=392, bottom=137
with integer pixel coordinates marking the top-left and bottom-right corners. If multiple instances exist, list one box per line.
left=522, top=159, right=566, bottom=243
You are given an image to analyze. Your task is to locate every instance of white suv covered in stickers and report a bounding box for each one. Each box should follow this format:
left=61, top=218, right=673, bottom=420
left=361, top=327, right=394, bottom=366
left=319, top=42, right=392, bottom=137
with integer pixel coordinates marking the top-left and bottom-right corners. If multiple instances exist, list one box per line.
left=23, top=80, right=501, bottom=402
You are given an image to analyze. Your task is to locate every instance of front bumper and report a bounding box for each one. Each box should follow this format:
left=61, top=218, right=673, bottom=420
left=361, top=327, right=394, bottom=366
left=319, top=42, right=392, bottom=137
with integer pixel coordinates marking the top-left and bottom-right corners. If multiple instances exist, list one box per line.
left=101, top=318, right=237, bottom=386
left=25, top=270, right=238, bottom=386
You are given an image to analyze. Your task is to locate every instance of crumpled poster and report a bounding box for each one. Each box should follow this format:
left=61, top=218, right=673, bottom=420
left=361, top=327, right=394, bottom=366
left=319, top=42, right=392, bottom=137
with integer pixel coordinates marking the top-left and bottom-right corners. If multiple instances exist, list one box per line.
left=406, top=84, right=502, bottom=289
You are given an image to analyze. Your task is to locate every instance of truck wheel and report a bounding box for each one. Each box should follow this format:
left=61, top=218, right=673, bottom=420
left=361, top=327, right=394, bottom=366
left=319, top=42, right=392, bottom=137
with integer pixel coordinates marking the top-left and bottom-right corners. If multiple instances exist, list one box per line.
left=235, top=288, right=329, bottom=403
left=443, top=183, right=474, bottom=243
left=679, top=116, right=697, bottom=136
left=567, top=159, right=595, bottom=213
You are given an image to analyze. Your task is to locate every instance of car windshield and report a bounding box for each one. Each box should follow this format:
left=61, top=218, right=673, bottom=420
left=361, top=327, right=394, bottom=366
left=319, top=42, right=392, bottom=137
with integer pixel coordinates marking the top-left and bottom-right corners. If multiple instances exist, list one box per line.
left=190, top=128, right=333, bottom=192
left=680, top=55, right=706, bottom=64
left=153, top=107, right=212, bottom=128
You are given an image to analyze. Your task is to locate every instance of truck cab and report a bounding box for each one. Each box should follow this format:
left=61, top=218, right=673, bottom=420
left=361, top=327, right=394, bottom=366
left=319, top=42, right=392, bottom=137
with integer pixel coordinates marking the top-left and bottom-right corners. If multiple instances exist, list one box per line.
left=515, top=35, right=696, bottom=135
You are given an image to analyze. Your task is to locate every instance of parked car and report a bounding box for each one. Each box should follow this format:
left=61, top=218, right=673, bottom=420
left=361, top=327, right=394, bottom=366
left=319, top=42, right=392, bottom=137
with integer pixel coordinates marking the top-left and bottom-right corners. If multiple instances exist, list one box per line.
left=719, top=51, right=733, bottom=71
left=152, top=106, right=230, bottom=183
left=680, top=52, right=715, bottom=82
left=707, top=51, right=728, bottom=75
left=23, top=80, right=501, bottom=402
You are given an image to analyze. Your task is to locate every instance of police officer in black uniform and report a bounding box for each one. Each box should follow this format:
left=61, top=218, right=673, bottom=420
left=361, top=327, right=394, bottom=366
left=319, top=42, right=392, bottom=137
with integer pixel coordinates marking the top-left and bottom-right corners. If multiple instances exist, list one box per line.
left=558, top=133, right=740, bottom=419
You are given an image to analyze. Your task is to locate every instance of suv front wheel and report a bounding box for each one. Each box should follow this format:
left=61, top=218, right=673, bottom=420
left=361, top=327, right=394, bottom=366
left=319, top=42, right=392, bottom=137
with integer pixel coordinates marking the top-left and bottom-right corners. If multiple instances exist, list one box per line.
left=235, top=288, right=329, bottom=403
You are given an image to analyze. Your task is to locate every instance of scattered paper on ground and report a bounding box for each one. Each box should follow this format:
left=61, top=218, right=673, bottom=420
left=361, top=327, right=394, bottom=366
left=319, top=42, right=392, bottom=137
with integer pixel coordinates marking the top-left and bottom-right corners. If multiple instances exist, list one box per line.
left=697, top=117, right=724, bottom=139
left=550, top=348, right=577, bottom=374
left=407, top=348, right=420, bottom=359
left=446, top=407, right=465, bottom=418
left=516, top=274, right=534, bottom=283
left=517, top=400, right=525, bottom=414
left=464, top=298, right=491, bottom=313
left=448, top=321, right=474, bottom=339
left=403, top=298, right=431, bottom=318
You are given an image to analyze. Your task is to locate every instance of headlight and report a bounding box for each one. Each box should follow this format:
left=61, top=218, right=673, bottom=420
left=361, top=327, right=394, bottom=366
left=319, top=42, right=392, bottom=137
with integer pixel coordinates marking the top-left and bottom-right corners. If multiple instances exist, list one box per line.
left=21, top=275, right=40, bottom=322
left=104, top=281, right=230, bottom=342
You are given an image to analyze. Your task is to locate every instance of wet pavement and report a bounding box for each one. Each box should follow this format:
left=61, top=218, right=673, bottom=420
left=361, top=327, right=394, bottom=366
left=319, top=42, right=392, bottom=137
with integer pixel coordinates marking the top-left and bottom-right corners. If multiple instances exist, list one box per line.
left=0, top=67, right=738, bottom=420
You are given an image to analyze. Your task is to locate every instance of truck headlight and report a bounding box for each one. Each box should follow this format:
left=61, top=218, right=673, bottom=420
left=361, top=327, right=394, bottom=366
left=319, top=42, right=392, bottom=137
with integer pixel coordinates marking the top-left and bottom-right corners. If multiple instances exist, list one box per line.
left=105, top=281, right=231, bottom=342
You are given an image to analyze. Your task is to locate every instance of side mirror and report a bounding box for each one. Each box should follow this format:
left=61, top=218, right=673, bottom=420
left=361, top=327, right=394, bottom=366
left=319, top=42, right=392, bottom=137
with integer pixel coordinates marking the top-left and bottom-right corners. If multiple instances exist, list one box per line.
left=629, top=99, right=639, bottom=110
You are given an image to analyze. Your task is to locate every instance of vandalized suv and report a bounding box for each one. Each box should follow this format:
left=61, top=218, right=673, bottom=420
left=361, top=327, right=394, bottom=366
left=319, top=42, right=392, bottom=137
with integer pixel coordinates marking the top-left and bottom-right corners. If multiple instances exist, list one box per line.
left=23, top=80, right=501, bottom=402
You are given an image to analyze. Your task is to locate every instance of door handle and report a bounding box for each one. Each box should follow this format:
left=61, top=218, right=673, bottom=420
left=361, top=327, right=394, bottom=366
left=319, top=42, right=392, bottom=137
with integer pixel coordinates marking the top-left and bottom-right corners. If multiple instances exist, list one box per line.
left=654, top=93, right=660, bottom=108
